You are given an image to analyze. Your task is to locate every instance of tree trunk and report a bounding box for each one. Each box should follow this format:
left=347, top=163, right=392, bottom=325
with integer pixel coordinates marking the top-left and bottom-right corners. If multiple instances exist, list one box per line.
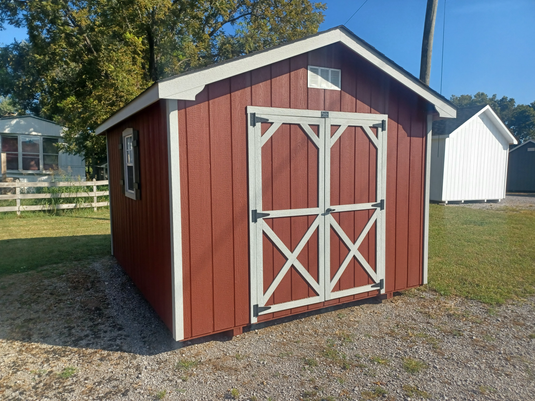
left=419, top=0, right=438, bottom=85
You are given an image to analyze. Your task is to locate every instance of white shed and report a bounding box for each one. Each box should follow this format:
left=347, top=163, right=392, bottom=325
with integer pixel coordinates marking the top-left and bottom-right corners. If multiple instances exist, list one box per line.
left=430, top=105, right=517, bottom=203
left=0, top=116, right=85, bottom=182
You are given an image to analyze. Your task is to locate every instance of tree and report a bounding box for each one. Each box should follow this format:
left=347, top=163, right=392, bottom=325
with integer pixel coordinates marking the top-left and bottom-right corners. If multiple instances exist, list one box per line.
left=0, top=95, right=16, bottom=116
left=0, top=0, right=326, bottom=175
left=509, top=105, right=535, bottom=143
left=449, top=92, right=516, bottom=125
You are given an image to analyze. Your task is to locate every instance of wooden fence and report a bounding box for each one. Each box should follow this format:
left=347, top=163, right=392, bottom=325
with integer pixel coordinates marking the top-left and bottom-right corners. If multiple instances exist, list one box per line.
left=0, top=179, right=109, bottom=215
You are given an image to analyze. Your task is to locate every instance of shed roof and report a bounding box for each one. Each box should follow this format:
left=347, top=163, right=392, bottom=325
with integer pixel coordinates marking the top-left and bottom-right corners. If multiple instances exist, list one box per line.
left=96, top=26, right=456, bottom=134
left=432, top=104, right=517, bottom=145
left=509, top=139, right=535, bottom=153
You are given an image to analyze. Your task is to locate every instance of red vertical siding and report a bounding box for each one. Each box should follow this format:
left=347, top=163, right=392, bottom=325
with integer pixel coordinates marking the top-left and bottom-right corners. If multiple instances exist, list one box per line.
left=176, top=44, right=428, bottom=339
left=107, top=101, right=173, bottom=331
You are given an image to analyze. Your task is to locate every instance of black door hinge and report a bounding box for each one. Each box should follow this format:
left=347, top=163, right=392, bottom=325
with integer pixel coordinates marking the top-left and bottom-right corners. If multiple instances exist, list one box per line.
left=252, top=209, right=270, bottom=223
left=372, top=279, right=384, bottom=290
left=250, top=113, right=269, bottom=127
left=372, top=199, right=385, bottom=210
left=253, top=304, right=272, bottom=317
left=382, top=120, right=387, bottom=131
left=321, top=111, right=329, bottom=118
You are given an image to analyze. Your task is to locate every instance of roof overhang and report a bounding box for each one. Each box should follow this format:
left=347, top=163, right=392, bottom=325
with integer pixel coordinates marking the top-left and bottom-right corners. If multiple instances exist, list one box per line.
left=96, top=26, right=456, bottom=135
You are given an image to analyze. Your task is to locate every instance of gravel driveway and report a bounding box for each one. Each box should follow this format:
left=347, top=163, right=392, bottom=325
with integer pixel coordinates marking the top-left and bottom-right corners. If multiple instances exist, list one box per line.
left=1, top=254, right=534, bottom=401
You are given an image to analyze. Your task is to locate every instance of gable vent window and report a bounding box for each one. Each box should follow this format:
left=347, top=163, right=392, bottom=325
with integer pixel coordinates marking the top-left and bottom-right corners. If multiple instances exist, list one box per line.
left=308, top=66, right=341, bottom=90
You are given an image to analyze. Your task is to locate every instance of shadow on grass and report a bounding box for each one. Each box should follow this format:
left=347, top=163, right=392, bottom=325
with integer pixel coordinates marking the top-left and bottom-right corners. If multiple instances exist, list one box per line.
left=0, top=235, right=111, bottom=276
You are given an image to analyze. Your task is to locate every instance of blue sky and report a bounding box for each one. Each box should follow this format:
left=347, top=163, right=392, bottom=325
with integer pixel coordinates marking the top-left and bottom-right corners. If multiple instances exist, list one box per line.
left=321, top=0, right=535, bottom=105
left=1, top=0, right=534, bottom=105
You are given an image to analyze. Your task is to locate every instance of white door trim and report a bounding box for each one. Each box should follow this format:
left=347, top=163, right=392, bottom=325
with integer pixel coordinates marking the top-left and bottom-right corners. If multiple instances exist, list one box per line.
left=248, top=106, right=387, bottom=322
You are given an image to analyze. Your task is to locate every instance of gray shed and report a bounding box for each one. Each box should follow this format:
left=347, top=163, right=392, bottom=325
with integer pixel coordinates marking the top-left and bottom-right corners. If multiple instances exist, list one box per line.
left=507, top=139, right=535, bottom=192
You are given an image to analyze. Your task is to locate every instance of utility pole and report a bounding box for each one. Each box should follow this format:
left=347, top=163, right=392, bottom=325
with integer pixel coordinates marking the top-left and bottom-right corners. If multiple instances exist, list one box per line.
left=419, top=0, right=439, bottom=85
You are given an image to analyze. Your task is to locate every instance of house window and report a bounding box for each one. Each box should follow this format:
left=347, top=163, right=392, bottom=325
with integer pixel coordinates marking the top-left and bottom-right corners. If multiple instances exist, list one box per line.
left=121, top=128, right=140, bottom=200
left=0, top=135, right=60, bottom=172
left=308, top=66, right=342, bottom=90
left=1, top=136, right=18, bottom=170
left=43, top=138, right=59, bottom=170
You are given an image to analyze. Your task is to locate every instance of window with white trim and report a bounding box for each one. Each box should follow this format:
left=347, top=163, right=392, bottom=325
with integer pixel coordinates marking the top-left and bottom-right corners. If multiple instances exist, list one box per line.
left=0, top=134, right=59, bottom=172
left=308, top=66, right=341, bottom=90
left=121, top=128, right=140, bottom=200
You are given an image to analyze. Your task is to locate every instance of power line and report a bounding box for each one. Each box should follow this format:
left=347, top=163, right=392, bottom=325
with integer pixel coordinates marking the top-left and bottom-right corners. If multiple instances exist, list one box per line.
left=440, top=0, right=447, bottom=94
left=344, top=0, right=370, bottom=26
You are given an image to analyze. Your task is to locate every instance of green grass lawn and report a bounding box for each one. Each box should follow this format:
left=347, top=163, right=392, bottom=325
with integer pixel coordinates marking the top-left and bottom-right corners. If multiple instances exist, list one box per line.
left=0, top=208, right=111, bottom=276
left=1, top=205, right=534, bottom=305
left=428, top=204, right=535, bottom=304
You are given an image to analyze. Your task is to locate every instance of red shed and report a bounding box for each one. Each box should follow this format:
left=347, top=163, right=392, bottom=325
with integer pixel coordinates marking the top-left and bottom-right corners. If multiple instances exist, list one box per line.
left=96, top=26, right=456, bottom=341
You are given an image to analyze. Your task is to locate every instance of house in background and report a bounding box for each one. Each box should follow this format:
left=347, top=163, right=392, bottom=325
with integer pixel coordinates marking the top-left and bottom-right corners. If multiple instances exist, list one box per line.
left=507, top=139, right=535, bottom=192
left=96, top=26, right=456, bottom=342
left=430, top=105, right=517, bottom=203
left=0, top=116, right=85, bottom=182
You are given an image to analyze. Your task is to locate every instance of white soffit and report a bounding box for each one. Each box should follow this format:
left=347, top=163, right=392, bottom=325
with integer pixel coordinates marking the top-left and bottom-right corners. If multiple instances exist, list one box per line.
left=96, top=27, right=456, bottom=134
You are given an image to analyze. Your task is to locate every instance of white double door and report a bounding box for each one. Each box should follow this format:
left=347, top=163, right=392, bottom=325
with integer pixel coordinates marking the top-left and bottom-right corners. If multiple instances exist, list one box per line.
left=248, top=106, right=387, bottom=322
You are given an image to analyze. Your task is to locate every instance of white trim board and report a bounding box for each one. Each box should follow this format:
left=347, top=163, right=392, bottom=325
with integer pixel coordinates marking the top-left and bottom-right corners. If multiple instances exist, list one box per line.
left=422, top=113, right=434, bottom=285
left=96, top=26, right=456, bottom=134
left=166, top=99, right=184, bottom=341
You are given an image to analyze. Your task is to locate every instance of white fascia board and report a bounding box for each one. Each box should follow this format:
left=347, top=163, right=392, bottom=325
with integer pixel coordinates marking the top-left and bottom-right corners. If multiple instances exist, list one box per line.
left=510, top=139, right=535, bottom=153
left=477, top=105, right=517, bottom=145
left=157, top=30, right=342, bottom=99
left=95, top=86, right=159, bottom=134
left=338, top=31, right=456, bottom=119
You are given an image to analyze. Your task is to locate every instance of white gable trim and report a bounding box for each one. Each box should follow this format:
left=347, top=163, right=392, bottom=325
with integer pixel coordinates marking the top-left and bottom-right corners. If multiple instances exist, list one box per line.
left=445, top=105, right=517, bottom=145
left=476, top=105, right=517, bottom=145
left=509, top=139, right=535, bottom=153
left=96, top=27, right=456, bottom=134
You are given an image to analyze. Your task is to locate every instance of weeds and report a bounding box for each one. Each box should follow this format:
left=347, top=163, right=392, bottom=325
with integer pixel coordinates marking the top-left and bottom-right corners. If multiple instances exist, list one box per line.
left=403, top=384, right=430, bottom=398
left=58, top=366, right=76, bottom=379
left=155, top=390, right=167, bottom=400
left=403, top=358, right=427, bottom=374
left=322, top=340, right=351, bottom=369
left=304, top=358, right=318, bottom=367
left=478, top=385, right=495, bottom=395
left=175, top=359, right=199, bottom=371
left=361, top=386, right=387, bottom=400
left=369, top=356, right=389, bottom=365
left=230, top=388, right=239, bottom=399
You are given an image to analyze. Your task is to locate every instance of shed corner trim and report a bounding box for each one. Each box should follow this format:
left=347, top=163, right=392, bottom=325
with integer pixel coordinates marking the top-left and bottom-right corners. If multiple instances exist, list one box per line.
left=165, top=99, right=184, bottom=341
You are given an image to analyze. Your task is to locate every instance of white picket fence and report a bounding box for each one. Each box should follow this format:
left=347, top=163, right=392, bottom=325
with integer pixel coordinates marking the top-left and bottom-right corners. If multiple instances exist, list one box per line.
left=0, top=179, right=109, bottom=215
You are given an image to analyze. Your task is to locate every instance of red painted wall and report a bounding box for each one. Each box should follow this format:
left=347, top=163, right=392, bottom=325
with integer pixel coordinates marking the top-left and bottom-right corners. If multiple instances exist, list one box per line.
left=106, top=101, right=174, bottom=331
left=177, top=43, right=428, bottom=340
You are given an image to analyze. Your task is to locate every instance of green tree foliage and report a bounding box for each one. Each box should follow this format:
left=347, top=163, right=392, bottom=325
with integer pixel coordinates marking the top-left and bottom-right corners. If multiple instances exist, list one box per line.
left=450, top=92, right=535, bottom=142
left=509, top=105, right=535, bottom=143
left=0, top=95, right=16, bottom=116
left=0, top=0, right=325, bottom=175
